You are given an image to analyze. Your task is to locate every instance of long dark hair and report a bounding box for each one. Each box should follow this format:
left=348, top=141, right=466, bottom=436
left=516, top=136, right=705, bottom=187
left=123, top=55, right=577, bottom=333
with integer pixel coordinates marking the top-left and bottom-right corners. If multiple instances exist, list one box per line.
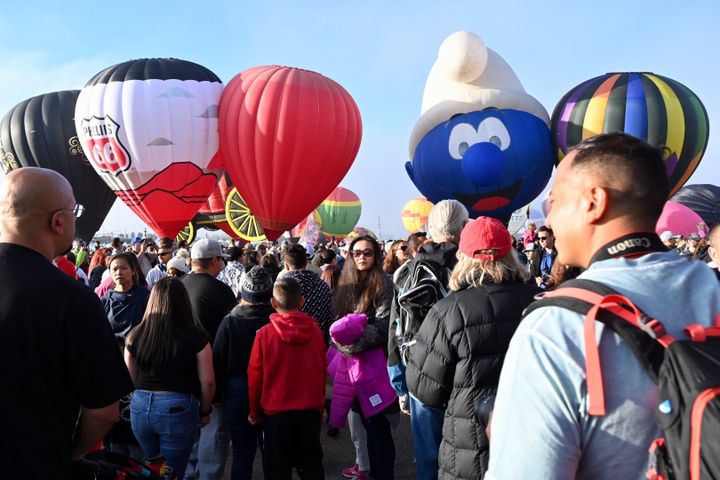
left=333, top=235, right=386, bottom=318
left=127, top=277, right=205, bottom=373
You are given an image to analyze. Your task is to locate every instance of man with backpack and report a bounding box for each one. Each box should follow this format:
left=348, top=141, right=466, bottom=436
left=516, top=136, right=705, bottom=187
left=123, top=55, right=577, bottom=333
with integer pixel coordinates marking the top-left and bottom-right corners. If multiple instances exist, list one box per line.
left=486, top=133, right=720, bottom=480
left=387, top=199, right=467, bottom=480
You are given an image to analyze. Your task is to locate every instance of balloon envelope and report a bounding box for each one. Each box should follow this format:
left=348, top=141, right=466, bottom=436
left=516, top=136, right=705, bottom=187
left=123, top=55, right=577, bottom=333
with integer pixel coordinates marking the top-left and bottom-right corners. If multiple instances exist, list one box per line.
left=316, top=187, right=361, bottom=237
left=656, top=200, right=703, bottom=236
left=219, top=65, right=362, bottom=240
left=193, top=171, right=240, bottom=239
left=0, top=90, right=116, bottom=240
left=672, top=184, right=720, bottom=228
left=75, top=58, right=224, bottom=238
left=401, top=197, right=434, bottom=234
left=551, top=72, right=709, bottom=196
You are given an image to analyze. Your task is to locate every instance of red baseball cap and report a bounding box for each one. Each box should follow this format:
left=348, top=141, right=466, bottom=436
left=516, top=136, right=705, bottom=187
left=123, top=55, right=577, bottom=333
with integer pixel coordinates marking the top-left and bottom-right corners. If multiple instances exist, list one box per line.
left=459, top=217, right=512, bottom=261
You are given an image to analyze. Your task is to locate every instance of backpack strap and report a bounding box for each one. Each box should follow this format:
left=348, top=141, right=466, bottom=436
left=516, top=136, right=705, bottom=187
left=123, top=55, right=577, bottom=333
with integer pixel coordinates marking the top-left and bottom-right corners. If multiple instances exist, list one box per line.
left=525, top=279, right=674, bottom=416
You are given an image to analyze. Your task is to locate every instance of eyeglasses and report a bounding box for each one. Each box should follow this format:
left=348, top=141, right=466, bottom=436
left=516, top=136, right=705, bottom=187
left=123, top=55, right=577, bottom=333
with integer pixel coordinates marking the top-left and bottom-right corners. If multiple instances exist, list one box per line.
left=352, top=248, right=375, bottom=258
left=53, top=203, right=85, bottom=218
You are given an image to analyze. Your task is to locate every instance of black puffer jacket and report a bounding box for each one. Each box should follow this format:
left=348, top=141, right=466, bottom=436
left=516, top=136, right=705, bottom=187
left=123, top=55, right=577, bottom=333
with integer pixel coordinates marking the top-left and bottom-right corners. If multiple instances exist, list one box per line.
left=406, top=280, right=540, bottom=480
left=387, top=242, right=458, bottom=369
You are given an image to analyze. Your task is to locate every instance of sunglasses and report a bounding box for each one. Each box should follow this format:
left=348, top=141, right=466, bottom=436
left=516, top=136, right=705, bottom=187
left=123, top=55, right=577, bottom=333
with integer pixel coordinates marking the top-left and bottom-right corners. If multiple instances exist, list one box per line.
left=398, top=245, right=408, bottom=251
left=352, top=248, right=375, bottom=258
left=538, top=236, right=550, bottom=241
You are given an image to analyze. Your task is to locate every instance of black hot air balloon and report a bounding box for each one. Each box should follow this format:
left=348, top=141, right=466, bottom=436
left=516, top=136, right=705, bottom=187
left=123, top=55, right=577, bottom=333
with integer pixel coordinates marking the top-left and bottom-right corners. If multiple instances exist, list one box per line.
left=0, top=90, right=116, bottom=240
left=672, top=184, right=720, bottom=228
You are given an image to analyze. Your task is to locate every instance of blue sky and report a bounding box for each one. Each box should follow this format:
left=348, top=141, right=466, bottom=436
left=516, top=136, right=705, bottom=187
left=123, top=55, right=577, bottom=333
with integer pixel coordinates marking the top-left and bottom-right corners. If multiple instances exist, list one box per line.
left=1, top=1, right=718, bottom=239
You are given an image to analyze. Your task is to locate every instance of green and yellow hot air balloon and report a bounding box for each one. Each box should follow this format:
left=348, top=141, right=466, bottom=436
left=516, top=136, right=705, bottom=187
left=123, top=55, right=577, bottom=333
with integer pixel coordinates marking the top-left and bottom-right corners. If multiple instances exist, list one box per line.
left=314, top=187, right=362, bottom=237
left=551, top=72, right=709, bottom=196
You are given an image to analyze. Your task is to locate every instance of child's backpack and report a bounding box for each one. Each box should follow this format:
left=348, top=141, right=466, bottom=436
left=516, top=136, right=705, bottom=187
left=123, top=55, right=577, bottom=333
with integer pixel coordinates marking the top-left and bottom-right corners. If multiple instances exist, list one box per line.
left=525, top=279, right=720, bottom=480
left=396, top=260, right=452, bottom=365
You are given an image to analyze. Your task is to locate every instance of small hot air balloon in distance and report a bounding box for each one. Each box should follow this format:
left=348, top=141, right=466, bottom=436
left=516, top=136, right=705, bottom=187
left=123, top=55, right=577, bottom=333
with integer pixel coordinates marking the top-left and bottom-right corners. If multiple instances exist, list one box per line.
left=401, top=197, right=434, bottom=234
left=219, top=65, right=362, bottom=240
left=551, top=72, right=709, bottom=196
left=315, top=187, right=361, bottom=237
left=75, top=58, right=224, bottom=238
left=0, top=90, right=117, bottom=240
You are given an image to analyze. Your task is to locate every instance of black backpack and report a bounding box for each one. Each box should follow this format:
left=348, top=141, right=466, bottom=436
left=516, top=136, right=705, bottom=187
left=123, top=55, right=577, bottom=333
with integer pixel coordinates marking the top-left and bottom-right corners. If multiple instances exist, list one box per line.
left=526, top=279, right=720, bottom=480
left=395, top=259, right=451, bottom=365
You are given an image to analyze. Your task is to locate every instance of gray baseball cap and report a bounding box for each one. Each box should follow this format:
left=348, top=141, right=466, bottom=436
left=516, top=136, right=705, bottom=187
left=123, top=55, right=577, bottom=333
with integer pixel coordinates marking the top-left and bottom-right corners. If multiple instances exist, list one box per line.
left=191, top=239, right=230, bottom=260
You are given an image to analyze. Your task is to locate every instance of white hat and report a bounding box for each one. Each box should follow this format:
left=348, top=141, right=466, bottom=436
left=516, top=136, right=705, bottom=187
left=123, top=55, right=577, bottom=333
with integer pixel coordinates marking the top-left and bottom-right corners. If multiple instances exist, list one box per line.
left=409, top=31, right=549, bottom=158
left=167, top=256, right=189, bottom=273
left=659, top=230, right=675, bottom=242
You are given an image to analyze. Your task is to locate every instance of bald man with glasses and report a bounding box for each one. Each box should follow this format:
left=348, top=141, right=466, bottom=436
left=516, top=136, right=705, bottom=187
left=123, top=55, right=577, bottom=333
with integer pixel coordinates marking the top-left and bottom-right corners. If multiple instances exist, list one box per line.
left=0, top=167, right=133, bottom=479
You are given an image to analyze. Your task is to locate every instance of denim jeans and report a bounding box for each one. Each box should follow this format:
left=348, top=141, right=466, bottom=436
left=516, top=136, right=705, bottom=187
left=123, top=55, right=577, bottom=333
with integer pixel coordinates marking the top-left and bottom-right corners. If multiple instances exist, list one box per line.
left=223, top=376, right=263, bottom=480
left=409, top=393, right=444, bottom=480
left=197, top=404, right=230, bottom=480
left=130, top=390, right=199, bottom=479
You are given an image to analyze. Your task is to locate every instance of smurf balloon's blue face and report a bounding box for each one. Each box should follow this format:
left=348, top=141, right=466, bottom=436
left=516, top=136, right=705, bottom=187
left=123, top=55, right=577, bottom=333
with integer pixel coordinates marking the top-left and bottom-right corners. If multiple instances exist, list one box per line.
left=406, top=109, right=554, bottom=222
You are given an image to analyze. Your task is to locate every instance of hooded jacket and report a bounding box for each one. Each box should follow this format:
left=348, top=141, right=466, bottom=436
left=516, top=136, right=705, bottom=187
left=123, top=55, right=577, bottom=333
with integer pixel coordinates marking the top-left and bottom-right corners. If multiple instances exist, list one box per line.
left=328, top=314, right=397, bottom=427
left=213, top=303, right=275, bottom=400
left=248, top=310, right=326, bottom=419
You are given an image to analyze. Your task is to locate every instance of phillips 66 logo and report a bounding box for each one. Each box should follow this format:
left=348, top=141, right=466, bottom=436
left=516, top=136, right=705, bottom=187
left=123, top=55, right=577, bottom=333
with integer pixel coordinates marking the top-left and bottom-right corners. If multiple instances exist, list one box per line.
left=80, top=115, right=131, bottom=175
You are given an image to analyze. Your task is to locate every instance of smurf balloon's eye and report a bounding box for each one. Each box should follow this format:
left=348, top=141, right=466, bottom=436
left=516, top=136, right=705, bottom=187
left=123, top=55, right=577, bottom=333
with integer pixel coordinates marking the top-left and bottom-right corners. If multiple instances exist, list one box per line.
left=448, top=123, right=482, bottom=160
left=477, top=118, right=511, bottom=151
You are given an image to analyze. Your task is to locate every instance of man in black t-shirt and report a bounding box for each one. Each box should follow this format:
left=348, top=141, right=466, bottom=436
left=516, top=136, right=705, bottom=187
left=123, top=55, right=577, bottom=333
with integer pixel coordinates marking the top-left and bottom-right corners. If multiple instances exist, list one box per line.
left=181, top=238, right=236, bottom=480
left=0, top=168, right=134, bottom=479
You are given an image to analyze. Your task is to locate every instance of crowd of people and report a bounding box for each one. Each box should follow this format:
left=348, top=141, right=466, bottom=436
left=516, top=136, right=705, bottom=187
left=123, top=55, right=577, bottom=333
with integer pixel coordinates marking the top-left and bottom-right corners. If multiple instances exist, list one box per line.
left=3, top=132, right=720, bottom=480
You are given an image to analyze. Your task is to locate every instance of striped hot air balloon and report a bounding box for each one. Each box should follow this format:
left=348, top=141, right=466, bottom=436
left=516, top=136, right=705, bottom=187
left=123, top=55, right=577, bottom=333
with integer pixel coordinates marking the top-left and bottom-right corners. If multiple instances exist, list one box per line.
left=551, top=72, right=709, bottom=196
left=314, top=187, right=362, bottom=237
left=401, top=197, right=434, bottom=234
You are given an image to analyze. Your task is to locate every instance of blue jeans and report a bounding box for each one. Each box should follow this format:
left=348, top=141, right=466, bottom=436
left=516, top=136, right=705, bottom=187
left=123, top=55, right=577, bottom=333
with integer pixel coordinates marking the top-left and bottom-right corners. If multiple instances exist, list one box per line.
left=130, top=390, right=199, bottom=479
left=409, top=393, right=444, bottom=480
left=223, top=376, right=263, bottom=480
left=197, top=404, right=230, bottom=480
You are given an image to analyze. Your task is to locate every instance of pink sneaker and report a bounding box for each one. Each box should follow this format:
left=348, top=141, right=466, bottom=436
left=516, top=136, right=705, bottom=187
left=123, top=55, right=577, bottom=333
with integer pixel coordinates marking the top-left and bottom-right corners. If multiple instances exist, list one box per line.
left=352, top=471, right=369, bottom=480
left=341, top=464, right=360, bottom=478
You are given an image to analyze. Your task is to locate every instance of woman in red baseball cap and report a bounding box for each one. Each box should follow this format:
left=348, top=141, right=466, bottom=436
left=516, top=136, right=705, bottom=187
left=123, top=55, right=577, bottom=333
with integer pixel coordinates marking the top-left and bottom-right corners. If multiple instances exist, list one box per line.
left=405, top=217, right=542, bottom=479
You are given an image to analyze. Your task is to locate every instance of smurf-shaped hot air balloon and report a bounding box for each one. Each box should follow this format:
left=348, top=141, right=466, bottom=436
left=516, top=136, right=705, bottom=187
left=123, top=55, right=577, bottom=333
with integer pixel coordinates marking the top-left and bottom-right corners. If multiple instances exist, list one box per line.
left=407, top=31, right=554, bottom=223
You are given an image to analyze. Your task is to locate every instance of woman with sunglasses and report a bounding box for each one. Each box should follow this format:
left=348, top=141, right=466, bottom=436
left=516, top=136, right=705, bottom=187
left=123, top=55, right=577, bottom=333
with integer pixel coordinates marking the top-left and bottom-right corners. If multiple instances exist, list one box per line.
left=382, top=240, right=409, bottom=275
left=333, top=235, right=396, bottom=480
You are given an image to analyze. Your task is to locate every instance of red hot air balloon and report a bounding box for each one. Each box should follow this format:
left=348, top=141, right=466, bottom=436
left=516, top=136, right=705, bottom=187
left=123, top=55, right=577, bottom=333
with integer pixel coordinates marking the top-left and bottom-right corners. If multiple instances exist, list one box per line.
left=219, top=66, right=362, bottom=240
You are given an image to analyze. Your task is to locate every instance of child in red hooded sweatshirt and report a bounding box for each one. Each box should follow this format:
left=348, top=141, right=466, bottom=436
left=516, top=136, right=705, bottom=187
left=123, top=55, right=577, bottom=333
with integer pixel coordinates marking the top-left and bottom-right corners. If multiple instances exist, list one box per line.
left=248, top=276, right=327, bottom=480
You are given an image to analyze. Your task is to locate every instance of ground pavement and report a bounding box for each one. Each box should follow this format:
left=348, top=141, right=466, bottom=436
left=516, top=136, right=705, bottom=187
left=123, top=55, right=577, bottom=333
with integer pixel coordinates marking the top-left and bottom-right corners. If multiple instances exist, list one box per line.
left=223, top=412, right=415, bottom=479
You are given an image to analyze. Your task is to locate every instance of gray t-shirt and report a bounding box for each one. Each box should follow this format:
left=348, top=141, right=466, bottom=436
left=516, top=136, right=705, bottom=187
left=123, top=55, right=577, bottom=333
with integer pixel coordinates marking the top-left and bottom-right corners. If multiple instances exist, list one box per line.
left=486, top=251, right=720, bottom=480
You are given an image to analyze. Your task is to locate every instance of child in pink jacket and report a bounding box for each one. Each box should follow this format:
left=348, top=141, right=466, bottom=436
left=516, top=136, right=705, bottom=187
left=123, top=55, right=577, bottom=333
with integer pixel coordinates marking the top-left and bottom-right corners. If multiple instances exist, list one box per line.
left=327, top=313, right=397, bottom=428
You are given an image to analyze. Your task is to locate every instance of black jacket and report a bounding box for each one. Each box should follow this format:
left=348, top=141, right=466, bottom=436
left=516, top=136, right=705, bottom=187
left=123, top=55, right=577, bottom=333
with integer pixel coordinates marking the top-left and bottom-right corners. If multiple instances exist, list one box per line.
left=406, top=280, right=541, bottom=480
left=212, top=303, right=275, bottom=400
left=387, top=242, right=458, bottom=368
